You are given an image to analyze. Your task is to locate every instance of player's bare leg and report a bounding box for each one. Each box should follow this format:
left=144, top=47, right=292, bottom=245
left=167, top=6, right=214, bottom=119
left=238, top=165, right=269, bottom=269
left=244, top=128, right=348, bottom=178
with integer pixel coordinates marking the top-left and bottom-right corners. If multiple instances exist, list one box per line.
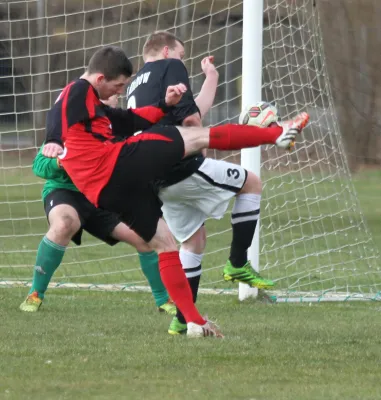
left=20, top=205, right=80, bottom=312
left=111, top=223, right=176, bottom=315
left=148, top=218, right=223, bottom=338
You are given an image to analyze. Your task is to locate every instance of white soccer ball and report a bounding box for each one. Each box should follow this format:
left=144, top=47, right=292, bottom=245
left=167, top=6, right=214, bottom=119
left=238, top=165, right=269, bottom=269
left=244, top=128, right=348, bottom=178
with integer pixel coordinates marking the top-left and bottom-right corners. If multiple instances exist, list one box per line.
left=239, top=101, right=279, bottom=127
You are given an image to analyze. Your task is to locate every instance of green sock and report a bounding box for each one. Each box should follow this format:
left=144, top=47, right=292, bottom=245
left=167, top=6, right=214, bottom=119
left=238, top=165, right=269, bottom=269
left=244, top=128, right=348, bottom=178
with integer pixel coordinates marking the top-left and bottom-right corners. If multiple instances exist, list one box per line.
left=138, top=251, right=169, bottom=307
left=28, top=236, right=66, bottom=299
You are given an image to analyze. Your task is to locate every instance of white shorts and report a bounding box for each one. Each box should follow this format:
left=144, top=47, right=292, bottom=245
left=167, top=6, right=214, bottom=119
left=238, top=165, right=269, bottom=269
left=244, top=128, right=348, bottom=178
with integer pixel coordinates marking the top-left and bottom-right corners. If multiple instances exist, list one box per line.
left=159, top=158, right=247, bottom=242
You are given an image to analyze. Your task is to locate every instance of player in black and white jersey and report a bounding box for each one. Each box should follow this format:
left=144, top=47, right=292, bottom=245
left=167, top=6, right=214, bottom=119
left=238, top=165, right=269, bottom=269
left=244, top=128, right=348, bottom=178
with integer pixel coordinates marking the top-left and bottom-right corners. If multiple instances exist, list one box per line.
left=126, top=31, right=276, bottom=335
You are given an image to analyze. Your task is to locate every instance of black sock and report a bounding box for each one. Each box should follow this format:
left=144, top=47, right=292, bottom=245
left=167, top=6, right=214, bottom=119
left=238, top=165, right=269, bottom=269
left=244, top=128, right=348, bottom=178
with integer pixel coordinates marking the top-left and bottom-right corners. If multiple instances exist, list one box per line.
left=229, top=193, right=261, bottom=268
left=229, top=218, right=258, bottom=267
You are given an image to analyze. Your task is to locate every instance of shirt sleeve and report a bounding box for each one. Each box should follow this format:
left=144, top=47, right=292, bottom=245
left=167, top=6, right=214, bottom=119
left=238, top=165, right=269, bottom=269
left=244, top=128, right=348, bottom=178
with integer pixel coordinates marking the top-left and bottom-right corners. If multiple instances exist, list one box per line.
left=102, top=103, right=170, bottom=137
left=32, top=145, right=62, bottom=180
left=45, top=80, right=93, bottom=145
left=161, top=59, right=200, bottom=125
left=45, top=101, right=64, bottom=146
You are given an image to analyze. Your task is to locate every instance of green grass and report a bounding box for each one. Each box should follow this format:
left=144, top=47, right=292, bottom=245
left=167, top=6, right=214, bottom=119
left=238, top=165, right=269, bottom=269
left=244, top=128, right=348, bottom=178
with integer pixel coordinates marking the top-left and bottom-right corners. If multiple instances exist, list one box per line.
left=0, top=169, right=380, bottom=399
left=1, top=290, right=381, bottom=400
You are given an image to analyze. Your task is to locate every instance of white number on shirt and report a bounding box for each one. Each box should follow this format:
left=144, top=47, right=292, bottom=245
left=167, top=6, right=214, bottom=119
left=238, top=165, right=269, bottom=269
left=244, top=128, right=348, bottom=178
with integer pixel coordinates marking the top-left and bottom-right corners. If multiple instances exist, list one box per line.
left=127, top=95, right=136, bottom=109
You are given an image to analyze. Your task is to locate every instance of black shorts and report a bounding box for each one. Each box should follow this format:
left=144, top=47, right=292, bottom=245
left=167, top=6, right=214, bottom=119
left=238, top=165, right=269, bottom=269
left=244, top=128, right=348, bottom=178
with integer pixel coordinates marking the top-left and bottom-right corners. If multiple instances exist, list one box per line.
left=98, top=125, right=185, bottom=242
left=44, top=189, right=121, bottom=246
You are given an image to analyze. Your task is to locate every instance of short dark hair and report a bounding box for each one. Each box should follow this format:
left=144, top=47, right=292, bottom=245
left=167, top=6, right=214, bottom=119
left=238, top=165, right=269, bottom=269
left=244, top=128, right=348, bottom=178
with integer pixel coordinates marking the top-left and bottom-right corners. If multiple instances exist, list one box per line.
left=87, top=46, right=133, bottom=80
left=143, top=31, right=184, bottom=58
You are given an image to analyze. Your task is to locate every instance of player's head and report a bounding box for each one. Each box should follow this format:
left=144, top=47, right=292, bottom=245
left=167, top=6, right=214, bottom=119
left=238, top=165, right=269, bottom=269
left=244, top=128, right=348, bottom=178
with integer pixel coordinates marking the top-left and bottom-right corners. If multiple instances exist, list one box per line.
left=86, top=46, right=133, bottom=100
left=143, top=31, right=185, bottom=62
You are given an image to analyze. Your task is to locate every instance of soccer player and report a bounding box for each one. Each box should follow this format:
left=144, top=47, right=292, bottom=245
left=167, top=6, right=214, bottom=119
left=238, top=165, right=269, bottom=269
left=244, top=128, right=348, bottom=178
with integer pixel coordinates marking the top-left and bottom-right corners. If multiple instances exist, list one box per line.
left=43, top=45, right=308, bottom=337
left=19, top=100, right=175, bottom=315
left=126, top=31, right=275, bottom=335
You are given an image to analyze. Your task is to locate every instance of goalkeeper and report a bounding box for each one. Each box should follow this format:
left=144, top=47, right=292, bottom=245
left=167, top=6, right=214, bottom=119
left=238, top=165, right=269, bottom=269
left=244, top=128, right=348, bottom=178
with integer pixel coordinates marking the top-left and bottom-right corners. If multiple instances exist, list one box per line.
left=19, top=96, right=176, bottom=315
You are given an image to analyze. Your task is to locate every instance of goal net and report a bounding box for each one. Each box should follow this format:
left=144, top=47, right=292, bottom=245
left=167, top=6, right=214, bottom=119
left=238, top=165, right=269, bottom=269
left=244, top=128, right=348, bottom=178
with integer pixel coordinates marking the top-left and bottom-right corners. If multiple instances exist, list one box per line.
left=0, top=0, right=380, bottom=301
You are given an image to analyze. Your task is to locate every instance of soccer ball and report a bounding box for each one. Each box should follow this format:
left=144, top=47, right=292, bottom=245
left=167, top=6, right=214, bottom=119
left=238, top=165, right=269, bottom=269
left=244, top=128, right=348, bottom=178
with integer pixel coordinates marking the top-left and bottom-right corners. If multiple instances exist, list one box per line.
left=239, top=101, right=279, bottom=127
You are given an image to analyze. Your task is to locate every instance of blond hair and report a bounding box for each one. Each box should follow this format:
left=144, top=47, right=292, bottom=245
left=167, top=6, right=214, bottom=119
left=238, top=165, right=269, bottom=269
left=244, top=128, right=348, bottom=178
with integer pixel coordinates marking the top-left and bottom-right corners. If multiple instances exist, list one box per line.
left=143, top=31, right=184, bottom=59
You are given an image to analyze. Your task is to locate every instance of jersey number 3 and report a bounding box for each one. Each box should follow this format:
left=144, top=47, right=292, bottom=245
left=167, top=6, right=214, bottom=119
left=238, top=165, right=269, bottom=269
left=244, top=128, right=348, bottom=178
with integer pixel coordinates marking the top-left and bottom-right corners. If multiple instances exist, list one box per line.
left=227, top=168, right=240, bottom=179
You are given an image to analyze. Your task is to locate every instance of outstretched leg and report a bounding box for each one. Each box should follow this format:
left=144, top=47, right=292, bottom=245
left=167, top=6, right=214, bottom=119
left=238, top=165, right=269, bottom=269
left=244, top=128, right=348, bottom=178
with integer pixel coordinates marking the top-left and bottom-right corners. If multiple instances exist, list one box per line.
left=178, top=112, right=310, bottom=155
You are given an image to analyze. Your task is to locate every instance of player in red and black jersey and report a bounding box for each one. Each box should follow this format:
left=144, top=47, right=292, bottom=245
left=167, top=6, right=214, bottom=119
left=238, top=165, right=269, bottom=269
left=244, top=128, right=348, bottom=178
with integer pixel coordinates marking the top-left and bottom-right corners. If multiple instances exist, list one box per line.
left=44, top=45, right=309, bottom=338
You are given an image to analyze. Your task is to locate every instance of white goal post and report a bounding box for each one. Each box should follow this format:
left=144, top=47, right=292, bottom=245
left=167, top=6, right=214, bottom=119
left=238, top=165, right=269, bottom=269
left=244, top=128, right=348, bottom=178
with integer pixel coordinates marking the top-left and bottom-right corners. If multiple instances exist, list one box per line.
left=239, top=0, right=381, bottom=302
left=0, top=0, right=380, bottom=302
left=239, top=0, right=263, bottom=301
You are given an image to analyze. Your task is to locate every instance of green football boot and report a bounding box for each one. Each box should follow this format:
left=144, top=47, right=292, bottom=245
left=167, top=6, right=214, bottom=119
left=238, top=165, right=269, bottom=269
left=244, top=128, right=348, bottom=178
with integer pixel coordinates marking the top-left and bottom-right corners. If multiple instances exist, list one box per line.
left=223, top=260, right=274, bottom=289
left=158, top=299, right=177, bottom=315
left=168, top=317, right=187, bottom=335
left=19, top=291, right=43, bottom=312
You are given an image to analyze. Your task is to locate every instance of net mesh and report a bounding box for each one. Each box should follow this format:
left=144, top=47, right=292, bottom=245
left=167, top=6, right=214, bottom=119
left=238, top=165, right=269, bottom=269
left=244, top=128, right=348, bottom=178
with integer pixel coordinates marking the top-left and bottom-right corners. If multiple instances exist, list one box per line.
left=0, top=0, right=380, bottom=300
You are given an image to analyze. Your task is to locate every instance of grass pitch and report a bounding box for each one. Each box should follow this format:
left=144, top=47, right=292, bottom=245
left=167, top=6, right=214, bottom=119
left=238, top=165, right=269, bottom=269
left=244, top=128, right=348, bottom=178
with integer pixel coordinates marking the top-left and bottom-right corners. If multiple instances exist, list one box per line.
left=0, top=170, right=380, bottom=399
left=1, top=290, right=381, bottom=400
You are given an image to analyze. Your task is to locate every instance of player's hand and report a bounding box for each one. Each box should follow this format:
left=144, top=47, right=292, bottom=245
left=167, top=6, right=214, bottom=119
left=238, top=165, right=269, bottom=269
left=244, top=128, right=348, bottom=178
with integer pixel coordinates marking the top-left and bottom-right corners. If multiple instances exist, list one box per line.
left=201, top=56, right=218, bottom=77
left=165, top=83, right=187, bottom=106
left=42, top=142, right=63, bottom=158
left=101, top=94, right=119, bottom=108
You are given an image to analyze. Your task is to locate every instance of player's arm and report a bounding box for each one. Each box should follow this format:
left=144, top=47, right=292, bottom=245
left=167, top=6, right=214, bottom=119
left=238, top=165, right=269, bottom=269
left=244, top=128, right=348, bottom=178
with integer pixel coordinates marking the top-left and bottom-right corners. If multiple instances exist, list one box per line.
left=194, top=56, right=219, bottom=119
left=32, top=145, right=62, bottom=180
left=162, top=59, right=201, bottom=126
left=103, top=104, right=167, bottom=136
left=45, top=103, right=64, bottom=148
left=103, top=83, right=187, bottom=136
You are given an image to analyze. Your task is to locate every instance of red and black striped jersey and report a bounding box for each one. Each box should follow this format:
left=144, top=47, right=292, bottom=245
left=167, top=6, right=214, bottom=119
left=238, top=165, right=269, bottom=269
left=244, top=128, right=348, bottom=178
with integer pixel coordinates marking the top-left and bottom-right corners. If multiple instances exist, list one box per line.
left=45, top=78, right=168, bottom=206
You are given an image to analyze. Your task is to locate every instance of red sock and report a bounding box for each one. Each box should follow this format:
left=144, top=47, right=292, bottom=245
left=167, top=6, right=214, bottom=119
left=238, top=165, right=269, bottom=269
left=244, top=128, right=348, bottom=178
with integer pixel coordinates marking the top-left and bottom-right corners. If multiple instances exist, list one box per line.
left=209, top=124, right=282, bottom=150
left=159, top=251, right=205, bottom=325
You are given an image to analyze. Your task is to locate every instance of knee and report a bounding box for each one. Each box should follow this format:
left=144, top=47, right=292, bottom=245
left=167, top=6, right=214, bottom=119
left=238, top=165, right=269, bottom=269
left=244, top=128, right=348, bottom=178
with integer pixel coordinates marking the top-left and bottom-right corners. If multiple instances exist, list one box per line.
left=49, top=213, right=81, bottom=240
left=112, top=223, right=152, bottom=253
left=151, top=235, right=177, bottom=254
left=240, top=171, right=262, bottom=195
left=148, top=219, right=178, bottom=254
left=135, top=243, right=152, bottom=253
left=181, top=226, right=206, bottom=254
